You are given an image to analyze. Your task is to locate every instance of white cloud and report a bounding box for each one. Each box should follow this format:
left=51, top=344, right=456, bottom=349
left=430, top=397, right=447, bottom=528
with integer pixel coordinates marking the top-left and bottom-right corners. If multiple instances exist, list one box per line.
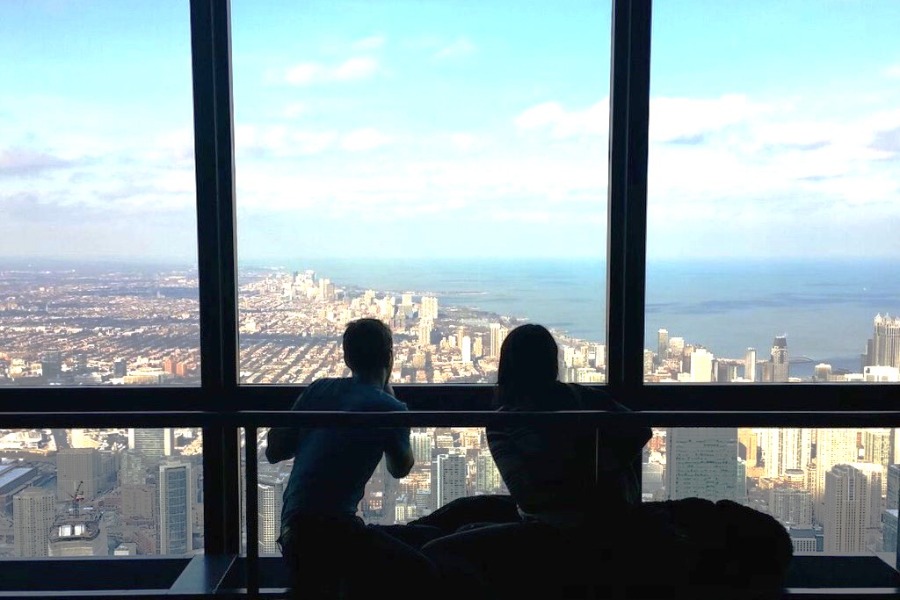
left=341, top=128, right=392, bottom=152
left=282, top=103, right=307, bottom=119
left=435, top=37, right=476, bottom=60
left=515, top=100, right=608, bottom=138
left=649, top=94, right=770, bottom=143
left=333, top=57, right=379, bottom=81
left=884, top=64, right=900, bottom=78
left=449, top=133, right=477, bottom=151
left=353, top=35, right=385, bottom=51
left=283, top=57, right=379, bottom=86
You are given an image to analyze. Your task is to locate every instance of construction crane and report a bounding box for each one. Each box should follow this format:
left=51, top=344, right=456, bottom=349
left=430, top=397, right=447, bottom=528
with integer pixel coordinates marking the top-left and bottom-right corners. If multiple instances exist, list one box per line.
left=68, top=481, right=84, bottom=517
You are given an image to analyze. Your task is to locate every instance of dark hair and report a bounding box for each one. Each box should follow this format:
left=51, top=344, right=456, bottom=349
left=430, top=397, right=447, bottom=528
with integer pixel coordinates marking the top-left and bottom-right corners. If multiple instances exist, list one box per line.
left=496, top=324, right=559, bottom=408
left=343, top=318, right=393, bottom=374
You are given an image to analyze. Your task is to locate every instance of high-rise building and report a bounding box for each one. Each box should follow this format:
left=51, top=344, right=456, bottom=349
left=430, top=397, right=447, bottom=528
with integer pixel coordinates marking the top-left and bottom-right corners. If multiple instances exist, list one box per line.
left=420, top=296, right=439, bottom=321
left=489, top=323, right=509, bottom=359
left=128, top=428, right=175, bottom=457
left=475, top=451, right=503, bottom=495
left=824, top=463, right=882, bottom=553
left=258, top=476, right=284, bottom=556
left=761, top=429, right=812, bottom=478
left=48, top=513, right=107, bottom=557
left=417, top=319, right=433, bottom=348
left=657, top=329, right=669, bottom=365
left=461, top=336, right=472, bottom=364
left=13, top=488, right=56, bottom=557
left=867, top=314, right=900, bottom=368
left=737, top=428, right=759, bottom=468
left=771, top=335, right=789, bottom=382
left=41, top=351, right=62, bottom=380
left=689, top=348, right=714, bottom=382
left=435, top=453, right=466, bottom=509
left=158, top=462, right=193, bottom=555
left=665, top=428, right=739, bottom=502
left=744, top=348, right=757, bottom=382
left=113, top=359, right=127, bottom=378
left=56, top=448, right=102, bottom=502
left=121, top=485, right=156, bottom=521
left=884, top=509, right=898, bottom=553
left=887, top=464, right=900, bottom=511
left=770, top=486, right=813, bottom=528
left=410, top=431, right=434, bottom=465
left=812, top=429, right=860, bottom=518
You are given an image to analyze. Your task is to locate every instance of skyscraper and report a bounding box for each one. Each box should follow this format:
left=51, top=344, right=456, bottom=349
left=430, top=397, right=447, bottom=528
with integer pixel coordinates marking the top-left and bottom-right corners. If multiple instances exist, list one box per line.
left=657, top=329, right=669, bottom=365
left=258, top=476, right=284, bottom=556
left=761, top=429, right=812, bottom=479
left=824, top=463, right=882, bottom=553
left=13, top=488, right=56, bottom=557
left=744, top=348, right=757, bottom=382
left=689, top=348, right=714, bottom=382
left=128, top=428, right=175, bottom=457
left=56, top=448, right=102, bottom=502
left=435, top=453, right=466, bottom=509
left=771, top=335, right=789, bottom=382
left=461, top=336, right=472, bottom=364
left=867, top=314, right=900, bottom=367
left=420, top=296, right=439, bottom=321
left=812, top=429, right=860, bottom=519
left=475, top=450, right=503, bottom=495
left=665, top=428, right=739, bottom=502
left=158, top=462, right=193, bottom=555
left=489, top=323, right=508, bottom=359
left=417, top=319, right=433, bottom=348
left=410, top=431, right=434, bottom=465
left=769, top=486, right=813, bottom=528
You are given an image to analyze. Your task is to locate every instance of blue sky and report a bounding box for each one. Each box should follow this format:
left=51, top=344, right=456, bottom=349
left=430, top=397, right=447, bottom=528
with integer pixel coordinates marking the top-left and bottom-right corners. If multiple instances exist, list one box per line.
left=1, top=0, right=899, bottom=262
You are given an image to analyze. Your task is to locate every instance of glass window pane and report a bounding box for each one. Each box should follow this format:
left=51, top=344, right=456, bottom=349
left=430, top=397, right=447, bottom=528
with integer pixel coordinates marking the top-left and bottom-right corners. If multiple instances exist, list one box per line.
left=644, top=427, right=898, bottom=564
left=233, top=0, right=611, bottom=384
left=0, top=2, right=200, bottom=386
left=645, top=1, right=900, bottom=383
left=0, top=428, right=203, bottom=558
left=242, top=427, right=505, bottom=555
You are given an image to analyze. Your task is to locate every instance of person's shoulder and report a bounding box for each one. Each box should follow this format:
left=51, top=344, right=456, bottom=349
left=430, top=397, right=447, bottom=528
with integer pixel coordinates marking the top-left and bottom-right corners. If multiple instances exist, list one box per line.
left=370, top=388, right=408, bottom=411
left=563, top=382, right=624, bottom=411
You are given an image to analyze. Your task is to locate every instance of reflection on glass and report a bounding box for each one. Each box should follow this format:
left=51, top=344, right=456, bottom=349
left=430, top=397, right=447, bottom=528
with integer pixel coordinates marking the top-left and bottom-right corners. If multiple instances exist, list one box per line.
left=233, top=0, right=611, bottom=384
left=644, top=427, right=899, bottom=561
left=0, top=428, right=203, bottom=558
left=644, top=1, right=900, bottom=383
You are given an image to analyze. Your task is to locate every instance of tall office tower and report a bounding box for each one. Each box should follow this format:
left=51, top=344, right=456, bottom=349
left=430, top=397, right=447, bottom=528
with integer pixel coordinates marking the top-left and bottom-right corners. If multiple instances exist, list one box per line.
left=689, top=348, right=714, bottom=382
left=762, top=429, right=813, bottom=478
left=461, top=336, right=472, bottom=364
left=665, top=428, right=739, bottom=502
left=771, top=335, right=789, bottom=382
left=258, top=476, right=284, bottom=556
left=318, top=278, right=332, bottom=300
left=813, top=363, right=833, bottom=382
left=489, top=323, right=509, bottom=359
left=48, top=514, right=107, bottom=556
left=119, top=451, right=148, bottom=486
left=113, top=359, right=127, bottom=378
left=594, top=344, right=606, bottom=369
left=813, top=429, right=861, bottom=518
left=888, top=465, right=900, bottom=511
left=668, top=337, right=685, bottom=358
left=128, top=428, right=175, bottom=457
left=475, top=451, right=503, bottom=495
left=744, top=348, right=757, bottom=382
left=473, top=335, right=484, bottom=358
left=824, top=463, right=883, bottom=553
left=643, top=350, right=655, bottom=378
left=884, top=509, right=898, bottom=553
left=13, top=488, right=56, bottom=557
left=863, top=429, right=892, bottom=496
left=868, top=314, right=900, bottom=367
left=657, top=329, right=669, bottom=365
left=56, top=448, right=102, bottom=502
left=41, top=350, right=62, bottom=380
left=737, top=428, right=759, bottom=468
left=410, top=431, right=434, bottom=465
left=417, top=319, right=433, bottom=348
left=158, top=462, right=193, bottom=555
left=401, top=293, right=413, bottom=306
left=435, top=453, right=466, bottom=509
left=420, top=296, right=439, bottom=321
left=121, top=485, right=157, bottom=521
left=769, top=486, right=813, bottom=528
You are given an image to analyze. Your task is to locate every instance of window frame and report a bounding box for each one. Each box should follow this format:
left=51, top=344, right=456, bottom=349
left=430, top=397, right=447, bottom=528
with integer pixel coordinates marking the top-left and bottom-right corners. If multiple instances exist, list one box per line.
left=0, top=0, right=897, bottom=571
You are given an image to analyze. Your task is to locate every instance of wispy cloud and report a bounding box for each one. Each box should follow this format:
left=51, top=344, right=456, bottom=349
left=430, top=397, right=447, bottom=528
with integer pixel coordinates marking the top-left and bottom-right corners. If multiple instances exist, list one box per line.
left=435, top=37, right=475, bottom=60
left=340, top=128, right=392, bottom=152
left=0, top=148, right=72, bottom=177
left=353, top=35, right=385, bottom=51
left=283, top=56, right=380, bottom=86
left=884, top=64, right=900, bottom=78
left=514, top=100, right=608, bottom=138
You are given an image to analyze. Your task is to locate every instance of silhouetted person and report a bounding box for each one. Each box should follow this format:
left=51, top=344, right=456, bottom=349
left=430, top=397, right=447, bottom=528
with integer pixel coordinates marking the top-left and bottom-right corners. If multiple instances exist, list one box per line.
left=423, top=324, right=651, bottom=599
left=267, top=318, right=435, bottom=598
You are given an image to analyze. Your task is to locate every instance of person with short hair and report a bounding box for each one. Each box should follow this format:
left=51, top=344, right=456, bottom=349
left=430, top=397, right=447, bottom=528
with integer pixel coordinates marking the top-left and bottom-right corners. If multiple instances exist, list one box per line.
left=267, top=318, right=434, bottom=598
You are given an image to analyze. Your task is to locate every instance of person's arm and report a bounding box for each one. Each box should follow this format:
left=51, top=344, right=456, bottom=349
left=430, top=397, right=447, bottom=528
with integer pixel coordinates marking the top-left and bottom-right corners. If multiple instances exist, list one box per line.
left=385, top=427, right=414, bottom=478
left=264, top=388, right=311, bottom=464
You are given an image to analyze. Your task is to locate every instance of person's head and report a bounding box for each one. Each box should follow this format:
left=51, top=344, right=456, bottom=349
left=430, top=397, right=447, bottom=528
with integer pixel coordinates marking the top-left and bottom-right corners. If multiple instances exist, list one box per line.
left=496, top=324, right=559, bottom=407
left=343, top=318, right=393, bottom=383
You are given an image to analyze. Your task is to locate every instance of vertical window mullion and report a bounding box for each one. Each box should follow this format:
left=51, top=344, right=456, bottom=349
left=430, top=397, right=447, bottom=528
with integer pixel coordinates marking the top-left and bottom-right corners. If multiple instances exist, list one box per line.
left=607, top=0, right=652, bottom=399
left=190, top=0, right=241, bottom=556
